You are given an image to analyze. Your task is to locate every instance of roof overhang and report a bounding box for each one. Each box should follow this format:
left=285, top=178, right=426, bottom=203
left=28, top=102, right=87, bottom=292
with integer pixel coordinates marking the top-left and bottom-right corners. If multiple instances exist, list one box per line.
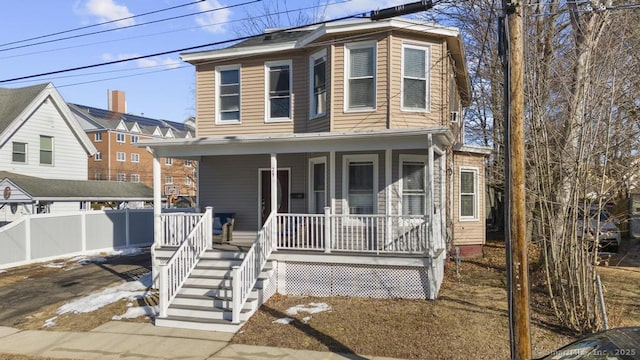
left=454, top=144, right=492, bottom=156
left=139, top=127, right=453, bottom=158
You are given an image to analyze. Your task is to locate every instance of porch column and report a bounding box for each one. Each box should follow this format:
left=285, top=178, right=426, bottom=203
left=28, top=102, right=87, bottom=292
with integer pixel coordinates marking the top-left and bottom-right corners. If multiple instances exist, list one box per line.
left=385, top=149, right=392, bottom=246
left=152, top=151, right=162, bottom=287
left=426, top=134, right=435, bottom=256
left=329, top=151, right=336, bottom=213
left=270, top=153, right=278, bottom=216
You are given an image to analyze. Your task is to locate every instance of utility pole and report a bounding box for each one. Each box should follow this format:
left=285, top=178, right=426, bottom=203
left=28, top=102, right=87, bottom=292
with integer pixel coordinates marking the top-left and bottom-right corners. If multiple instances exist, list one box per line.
left=500, top=0, right=532, bottom=358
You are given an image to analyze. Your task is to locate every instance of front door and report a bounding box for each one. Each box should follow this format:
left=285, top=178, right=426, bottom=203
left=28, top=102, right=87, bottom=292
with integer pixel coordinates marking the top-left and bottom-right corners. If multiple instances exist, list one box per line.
left=260, top=169, right=289, bottom=225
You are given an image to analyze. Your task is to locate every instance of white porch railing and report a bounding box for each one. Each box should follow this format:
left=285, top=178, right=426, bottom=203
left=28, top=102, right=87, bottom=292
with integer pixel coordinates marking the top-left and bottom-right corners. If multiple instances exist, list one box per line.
left=158, top=207, right=212, bottom=318
left=276, top=212, right=431, bottom=254
left=160, top=212, right=203, bottom=246
left=231, top=212, right=276, bottom=324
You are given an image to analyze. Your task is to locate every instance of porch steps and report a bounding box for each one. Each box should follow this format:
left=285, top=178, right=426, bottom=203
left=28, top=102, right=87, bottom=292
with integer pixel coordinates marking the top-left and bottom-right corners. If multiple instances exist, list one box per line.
left=154, top=248, right=274, bottom=333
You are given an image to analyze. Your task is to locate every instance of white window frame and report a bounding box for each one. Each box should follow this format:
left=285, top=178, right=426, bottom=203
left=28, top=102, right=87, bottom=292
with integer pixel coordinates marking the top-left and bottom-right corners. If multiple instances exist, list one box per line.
left=12, top=142, right=27, bottom=164
left=459, top=167, right=479, bottom=221
left=131, top=153, right=140, bottom=163
left=264, top=59, right=293, bottom=123
left=309, top=49, right=327, bottom=119
left=165, top=157, right=173, bottom=166
left=215, top=64, right=241, bottom=125
left=130, top=174, right=140, bottom=183
left=130, top=135, right=139, bottom=144
left=401, top=42, right=430, bottom=112
left=116, top=152, right=126, bottom=162
left=399, top=154, right=427, bottom=216
left=342, top=154, right=378, bottom=215
left=116, top=133, right=125, bottom=143
left=94, top=132, right=102, bottom=142
left=39, top=135, right=54, bottom=165
left=185, top=177, right=192, bottom=186
left=165, top=176, right=174, bottom=185
left=344, top=41, right=377, bottom=112
left=117, top=173, right=126, bottom=182
left=308, top=156, right=327, bottom=214
left=95, top=151, right=102, bottom=161
left=184, top=159, right=192, bottom=167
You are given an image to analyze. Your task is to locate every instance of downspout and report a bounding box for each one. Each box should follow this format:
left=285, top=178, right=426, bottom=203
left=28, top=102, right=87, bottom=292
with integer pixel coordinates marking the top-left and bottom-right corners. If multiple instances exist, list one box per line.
left=387, top=31, right=392, bottom=129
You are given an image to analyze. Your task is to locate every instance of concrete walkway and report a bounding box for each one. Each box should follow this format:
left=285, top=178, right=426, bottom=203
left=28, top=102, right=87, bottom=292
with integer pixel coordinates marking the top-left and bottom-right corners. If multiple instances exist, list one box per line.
left=0, top=321, right=403, bottom=360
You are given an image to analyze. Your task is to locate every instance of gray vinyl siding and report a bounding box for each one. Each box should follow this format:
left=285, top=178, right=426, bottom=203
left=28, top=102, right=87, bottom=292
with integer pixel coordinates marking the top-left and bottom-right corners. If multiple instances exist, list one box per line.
left=0, top=98, right=88, bottom=180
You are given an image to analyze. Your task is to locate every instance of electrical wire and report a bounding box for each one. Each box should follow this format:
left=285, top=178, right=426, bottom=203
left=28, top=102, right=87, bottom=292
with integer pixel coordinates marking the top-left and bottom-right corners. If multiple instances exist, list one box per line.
left=0, top=0, right=206, bottom=47
left=0, top=0, right=262, bottom=53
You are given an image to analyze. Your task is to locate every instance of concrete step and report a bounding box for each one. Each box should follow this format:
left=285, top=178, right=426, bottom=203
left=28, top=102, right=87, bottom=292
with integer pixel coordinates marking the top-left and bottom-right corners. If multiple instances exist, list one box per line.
left=166, top=304, right=252, bottom=322
left=155, top=316, right=243, bottom=333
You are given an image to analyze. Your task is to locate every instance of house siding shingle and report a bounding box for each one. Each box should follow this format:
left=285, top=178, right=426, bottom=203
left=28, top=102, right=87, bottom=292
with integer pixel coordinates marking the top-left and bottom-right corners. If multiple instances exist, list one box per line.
left=452, top=153, right=486, bottom=246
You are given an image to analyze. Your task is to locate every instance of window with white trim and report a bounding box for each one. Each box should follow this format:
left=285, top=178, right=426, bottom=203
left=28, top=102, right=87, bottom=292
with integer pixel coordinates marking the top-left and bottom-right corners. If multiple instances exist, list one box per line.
left=216, top=65, right=241, bottom=124
left=130, top=174, right=140, bottom=183
left=116, top=133, right=125, bottom=143
left=402, top=43, right=430, bottom=111
left=165, top=176, right=173, bottom=185
left=265, top=60, right=292, bottom=122
left=309, top=50, right=327, bottom=118
left=184, top=159, right=192, bottom=167
left=94, top=172, right=102, bottom=180
left=345, top=42, right=376, bottom=110
left=12, top=142, right=27, bottom=163
left=165, top=157, right=173, bottom=165
left=185, top=177, right=192, bottom=186
left=400, top=156, right=426, bottom=216
left=95, top=151, right=102, bottom=161
left=40, top=135, right=53, bottom=165
left=130, top=135, right=139, bottom=144
left=94, top=132, right=102, bottom=142
left=309, top=157, right=326, bottom=214
left=116, top=152, right=126, bottom=162
left=343, top=155, right=378, bottom=214
left=117, top=173, right=126, bottom=182
left=131, top=153, right=140, bottom=163
left=459, top=168, right=478, bottom=220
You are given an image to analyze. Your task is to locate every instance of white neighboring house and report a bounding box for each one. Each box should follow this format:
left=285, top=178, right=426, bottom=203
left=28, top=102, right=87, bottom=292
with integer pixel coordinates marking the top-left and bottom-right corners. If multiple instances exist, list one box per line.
left=0, top=83, right=97, bottom=221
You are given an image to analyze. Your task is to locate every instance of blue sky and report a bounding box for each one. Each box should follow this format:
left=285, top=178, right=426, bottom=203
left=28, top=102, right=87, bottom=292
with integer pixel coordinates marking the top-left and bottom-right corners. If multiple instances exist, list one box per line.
left=0, top=0, right=408, bottom=123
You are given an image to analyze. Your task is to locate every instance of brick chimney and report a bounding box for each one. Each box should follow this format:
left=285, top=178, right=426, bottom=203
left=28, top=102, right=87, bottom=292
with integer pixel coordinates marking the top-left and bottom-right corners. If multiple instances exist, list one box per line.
left=108, top=90, right=127, bottom=113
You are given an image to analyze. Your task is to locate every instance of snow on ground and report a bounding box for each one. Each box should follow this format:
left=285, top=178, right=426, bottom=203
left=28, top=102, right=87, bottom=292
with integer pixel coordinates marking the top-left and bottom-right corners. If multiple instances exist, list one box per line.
left=43, top=316, right=57, bottom=328
left=112, top=305, right=158, bottom=320
left=272, top=317, right=294, bottom=324
left=0, top=270, right=6, bottom=274
left=285, top=302, right=332, bottom=316
left=56, top=272, right=153, bottom=316
left=42, top=262, right=66, bottom=268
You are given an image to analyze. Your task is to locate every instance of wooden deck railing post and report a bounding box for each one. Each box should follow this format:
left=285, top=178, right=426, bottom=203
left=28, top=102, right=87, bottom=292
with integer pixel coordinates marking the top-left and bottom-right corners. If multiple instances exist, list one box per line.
left=231, top=265, right=241, bottom=324
left=205, top=206, right=213, bottom=248
left=324, top=207, right=331, bottom=253
left=159, top=264, right=168, bottom=318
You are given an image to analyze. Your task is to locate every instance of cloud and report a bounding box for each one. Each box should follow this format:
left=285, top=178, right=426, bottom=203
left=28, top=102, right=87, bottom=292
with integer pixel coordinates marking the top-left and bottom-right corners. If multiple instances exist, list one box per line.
left=194, top=0, right=231, bottom=34
left=81, top=0, right=135, bottom=27
left=323, top=0, right=410, bottom=20
left=101, top=53, right=181, bottom=69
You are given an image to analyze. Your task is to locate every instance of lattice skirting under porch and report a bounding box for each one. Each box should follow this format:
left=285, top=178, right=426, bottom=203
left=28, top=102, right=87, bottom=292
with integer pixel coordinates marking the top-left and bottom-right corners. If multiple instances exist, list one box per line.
left=274, top=261, right=437, bottom=299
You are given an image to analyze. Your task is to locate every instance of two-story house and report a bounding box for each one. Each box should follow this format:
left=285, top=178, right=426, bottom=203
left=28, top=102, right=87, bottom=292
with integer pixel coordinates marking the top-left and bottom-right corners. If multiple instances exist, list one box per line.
left=69, top=91, right=198, bottom=204
left=142, top=17, right=490, bottom=332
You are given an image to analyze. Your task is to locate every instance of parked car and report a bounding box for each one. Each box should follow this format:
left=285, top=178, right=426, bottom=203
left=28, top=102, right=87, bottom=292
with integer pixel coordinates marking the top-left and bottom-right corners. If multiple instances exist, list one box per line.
left=577, top=206, right=622, bottom=253
left=536, top=327, right=640, bottom=359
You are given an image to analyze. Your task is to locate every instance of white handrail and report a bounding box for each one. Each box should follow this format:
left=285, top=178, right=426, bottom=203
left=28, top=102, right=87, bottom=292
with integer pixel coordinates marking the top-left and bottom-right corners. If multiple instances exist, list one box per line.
left=231, top=212, right=275, bottom=324
left=160, top=212, right=203, bottom=246
left=158, top=207, right=212, bottom=318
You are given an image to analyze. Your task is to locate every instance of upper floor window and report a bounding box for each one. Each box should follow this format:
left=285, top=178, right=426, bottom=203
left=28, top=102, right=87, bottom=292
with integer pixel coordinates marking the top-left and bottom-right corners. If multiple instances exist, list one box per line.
left=165, top=157, right=173, bottom=166
left=95, top=151, right=102, bottom=161
left=117, top=173, right=126, bottom=182
left=40, top=136, right=53, bottom=165
left=345, top=42, right=376, bottom=111
left=216, top=65, right=241, bottom=124
left=131, top=135, right=139, bottom=144
left=116, top=133, right=125, bottom=143
left=309, top=50, right=327, bottom=118
left=12, top=142, right=27, bottom=163
left=94, top=132, right=102, bottom=142
left=265, top=60, right=292, bottom=122
left=165, top=176, right=174, bottom=185
left=460, top=168, right=479, bottom=221
left=402, top=43, right=430, bottom=111
left=131, top=153, right=140, bottom=163
left=184, top=159, right=192, bottom=167
left=130, top=174, right=140, bottom=183
left=185, top=177, right=192, bottom=186
left=116, top=152, right=126, bottom=162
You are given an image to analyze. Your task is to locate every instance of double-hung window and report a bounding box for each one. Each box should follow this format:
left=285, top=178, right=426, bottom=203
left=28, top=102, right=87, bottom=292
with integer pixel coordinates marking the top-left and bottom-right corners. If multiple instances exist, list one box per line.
left=345, top=42, right=376, bottom=110
left=40, top=136, right=53, bottom=165
left=460, top=168, right=479, bottom=220
left=116, top=133, right=125, bottom=143
left=400, top=156, right=426, bottom=216
left=265, top=60, right=292, bottom=122
left=343, top=155, right=378, bottom=214
left=117, top=173, right=126, bottom=182
left=95, top=151, right=102, bottom=161
left=309, top=50, right=327, bottom=118
left=130, top=174, right=140, bottom=183
left=116, top=152, right=126, bottom=162
left=12, top=142, right=27, bottom=163
left=216, top=65, right=241, bottom=124
left=94, top=132, right=102, bottom=142
left=402, top=43, right=430, bottom=111
left=130, top=135, right=139, bottom=144
left=131, top=153, right=140, bottom=163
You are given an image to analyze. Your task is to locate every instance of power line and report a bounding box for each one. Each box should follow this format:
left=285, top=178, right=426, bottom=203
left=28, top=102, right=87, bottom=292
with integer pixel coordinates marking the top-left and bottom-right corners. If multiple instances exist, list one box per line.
left=0, top=0, right=206, bottom=47
left=0, top=13, right=365, bottom=84
left=0, top=0, right=261, bottom=53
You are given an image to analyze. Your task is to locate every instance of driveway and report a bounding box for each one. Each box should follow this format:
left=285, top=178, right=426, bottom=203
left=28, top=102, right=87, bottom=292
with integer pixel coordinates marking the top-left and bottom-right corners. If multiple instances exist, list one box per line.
left=0, top=250, right=151, bottom=328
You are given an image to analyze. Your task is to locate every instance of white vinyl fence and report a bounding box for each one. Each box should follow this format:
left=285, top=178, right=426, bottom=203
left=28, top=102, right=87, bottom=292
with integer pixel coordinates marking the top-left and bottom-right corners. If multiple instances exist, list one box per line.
left=0, top=209, right=159, bottom=269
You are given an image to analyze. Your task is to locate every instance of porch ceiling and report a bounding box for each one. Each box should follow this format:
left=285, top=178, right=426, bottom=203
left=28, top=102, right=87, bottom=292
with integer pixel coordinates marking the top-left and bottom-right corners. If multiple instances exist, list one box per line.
left=139, top=127, right=453, bottom=158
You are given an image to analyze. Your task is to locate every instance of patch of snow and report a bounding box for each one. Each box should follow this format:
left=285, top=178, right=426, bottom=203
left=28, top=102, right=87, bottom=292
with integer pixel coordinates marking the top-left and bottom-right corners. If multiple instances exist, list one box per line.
left=43, top=316, right=57, bottom=328
left=0, top=270, right=6, bottom=274
left=302, top=316, right=311, bottom=324
left=56, top=272, right=152, bottom=315
left=110, top=248, right=144, bottom=256
left=42, top=262, right=66, bottom=269
left=285, top=302, right=331, bottom=316
left=112, top=305, right=158, bottom=320
left=273, top=317, right=294, bottom=324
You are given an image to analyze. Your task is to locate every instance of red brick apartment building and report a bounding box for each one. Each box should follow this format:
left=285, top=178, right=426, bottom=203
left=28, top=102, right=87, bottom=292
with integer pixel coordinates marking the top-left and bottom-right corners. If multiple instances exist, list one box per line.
left=69, top=91, right=197, bottom=202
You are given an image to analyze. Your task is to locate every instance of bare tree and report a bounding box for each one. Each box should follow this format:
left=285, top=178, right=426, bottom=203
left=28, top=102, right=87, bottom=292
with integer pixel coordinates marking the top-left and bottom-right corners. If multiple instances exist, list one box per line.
left=232, top=0, right=329, bottom=36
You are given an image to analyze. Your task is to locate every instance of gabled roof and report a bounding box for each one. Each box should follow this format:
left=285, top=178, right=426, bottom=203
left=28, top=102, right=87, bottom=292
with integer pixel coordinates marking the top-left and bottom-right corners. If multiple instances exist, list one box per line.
left=0, top=83, right=96, bottom=155
left=68, top=103, right=194, bottom=139
left=180, top=17, right=470, bottom=105
left=0, top=171, right=153, bottom=202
